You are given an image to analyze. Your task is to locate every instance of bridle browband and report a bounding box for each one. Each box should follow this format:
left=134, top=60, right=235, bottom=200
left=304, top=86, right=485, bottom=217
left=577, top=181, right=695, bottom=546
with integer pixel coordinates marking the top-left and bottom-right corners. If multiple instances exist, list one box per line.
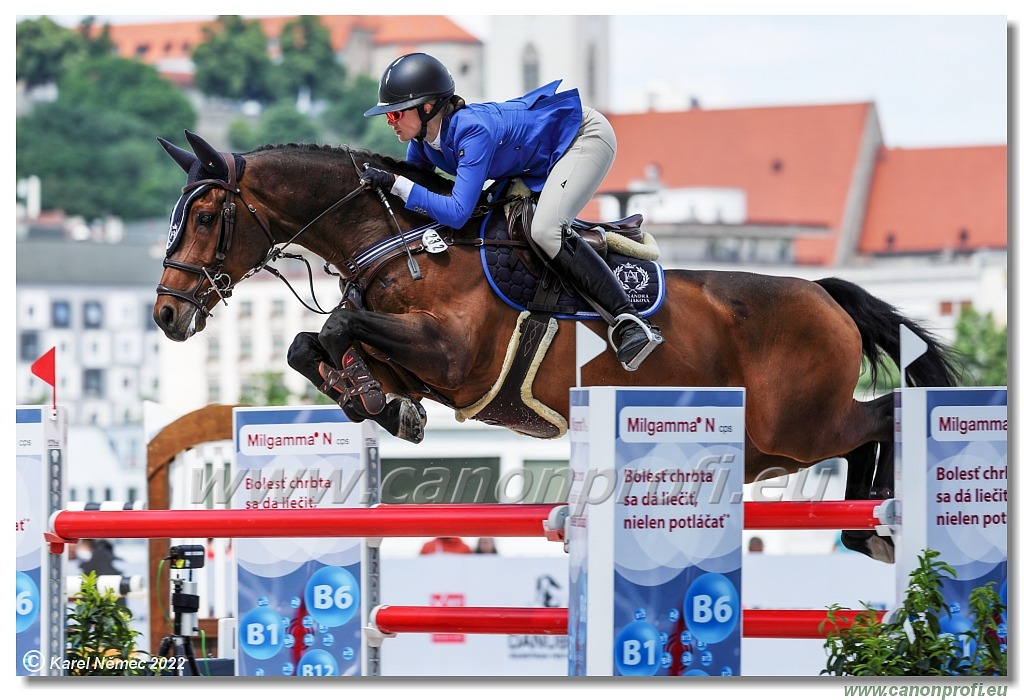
left=157, top=150, right=366, bottom=318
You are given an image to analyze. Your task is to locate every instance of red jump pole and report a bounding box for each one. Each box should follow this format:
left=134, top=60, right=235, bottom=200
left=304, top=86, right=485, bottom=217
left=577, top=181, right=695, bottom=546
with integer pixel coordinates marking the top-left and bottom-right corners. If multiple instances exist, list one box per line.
left=369, top=606, right=885, bottom=639
left=372, top=605, right=568, bottom=636
left=48, top=504, right=560, bottom=542
left=744, top=500, right=887, bottom=530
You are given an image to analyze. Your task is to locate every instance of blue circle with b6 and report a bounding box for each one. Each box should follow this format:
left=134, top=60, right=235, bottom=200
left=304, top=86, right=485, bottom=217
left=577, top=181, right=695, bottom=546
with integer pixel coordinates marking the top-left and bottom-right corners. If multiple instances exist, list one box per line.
left=304, top=566, right=359, bottom=628
left=683, top=572, right=739, bottom=644
left=16, top=571, right=39, bottom=633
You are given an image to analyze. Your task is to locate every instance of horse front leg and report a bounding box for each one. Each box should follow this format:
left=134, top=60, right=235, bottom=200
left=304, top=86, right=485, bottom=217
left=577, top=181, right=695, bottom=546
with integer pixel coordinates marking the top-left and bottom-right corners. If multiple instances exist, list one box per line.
left=287, top=330, right=427, bottom=444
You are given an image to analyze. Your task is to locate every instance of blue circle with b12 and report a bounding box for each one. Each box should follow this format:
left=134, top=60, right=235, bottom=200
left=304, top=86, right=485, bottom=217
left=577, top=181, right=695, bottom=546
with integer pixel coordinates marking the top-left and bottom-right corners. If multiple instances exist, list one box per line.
left=304, top=566, right=359, bottom=628
left=16, top=571, right=39, bottom=633
left=239, top=607, right=286, bottom=659
left=683, top=572, right=739, bottom=644
left=297, top=649, right=338, bottom=676
left=614, top=620, right=662, bottom=676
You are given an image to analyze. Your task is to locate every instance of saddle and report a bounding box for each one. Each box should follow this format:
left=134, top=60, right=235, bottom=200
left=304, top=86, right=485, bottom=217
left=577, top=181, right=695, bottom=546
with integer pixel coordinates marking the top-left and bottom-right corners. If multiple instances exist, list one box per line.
left=501, top=179, right=653, bottom=279
left=481, top=182, right=665, bottom=320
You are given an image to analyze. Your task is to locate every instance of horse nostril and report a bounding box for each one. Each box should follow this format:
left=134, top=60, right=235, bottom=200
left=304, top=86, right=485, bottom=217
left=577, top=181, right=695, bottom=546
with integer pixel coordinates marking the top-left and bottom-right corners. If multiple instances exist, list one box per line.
left=158, top=304, right=175, bottom=327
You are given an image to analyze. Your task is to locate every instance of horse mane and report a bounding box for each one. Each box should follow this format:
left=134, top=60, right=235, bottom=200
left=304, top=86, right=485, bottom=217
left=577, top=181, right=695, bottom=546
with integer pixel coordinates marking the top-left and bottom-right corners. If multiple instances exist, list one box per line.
left=247, top=143, right=454, bottom=195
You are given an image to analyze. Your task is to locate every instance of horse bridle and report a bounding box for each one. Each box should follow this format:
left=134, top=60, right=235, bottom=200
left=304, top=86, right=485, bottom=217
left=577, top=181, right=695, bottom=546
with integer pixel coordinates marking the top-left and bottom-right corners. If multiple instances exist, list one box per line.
left=157, top=152, right=366, bottom=318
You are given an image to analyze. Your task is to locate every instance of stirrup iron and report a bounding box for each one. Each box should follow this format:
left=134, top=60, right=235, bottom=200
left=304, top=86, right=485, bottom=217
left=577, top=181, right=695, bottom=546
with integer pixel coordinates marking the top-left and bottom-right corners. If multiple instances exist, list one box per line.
left=609, top=313, right=663, bottom=372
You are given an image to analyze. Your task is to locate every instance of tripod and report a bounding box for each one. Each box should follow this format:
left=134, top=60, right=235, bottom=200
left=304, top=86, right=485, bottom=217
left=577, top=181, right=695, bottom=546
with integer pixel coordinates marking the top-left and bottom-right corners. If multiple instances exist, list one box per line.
left=157, top=576, right=201, bottom=677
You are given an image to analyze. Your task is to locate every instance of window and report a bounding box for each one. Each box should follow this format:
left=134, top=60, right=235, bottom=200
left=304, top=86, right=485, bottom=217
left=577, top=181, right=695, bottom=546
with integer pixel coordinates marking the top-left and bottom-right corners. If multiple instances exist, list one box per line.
left=83, top=369, right=104, bottom=397
left=239, top=336, right=252, bottom=361
left=522, top=44, right=540, bottom=93
left=20, top=332, right=40, bottom=362
left=272, top=299, right=286, bottom=318
left=379, top=458, right=500, bottom=504
left=208, top=337, right=220, bottom=361
left=52, top=301, right=71, bottom=328
left=518, top=460, right=572, bottom=503
left=83, top=301, right=103, bottom=328
left=239, top=301, right=253, bottom=319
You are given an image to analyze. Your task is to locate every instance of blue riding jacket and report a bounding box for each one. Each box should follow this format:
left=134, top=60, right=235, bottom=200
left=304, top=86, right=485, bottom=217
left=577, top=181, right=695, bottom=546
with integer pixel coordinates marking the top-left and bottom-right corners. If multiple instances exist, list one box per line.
left=403, top=80, right=583, bottom=229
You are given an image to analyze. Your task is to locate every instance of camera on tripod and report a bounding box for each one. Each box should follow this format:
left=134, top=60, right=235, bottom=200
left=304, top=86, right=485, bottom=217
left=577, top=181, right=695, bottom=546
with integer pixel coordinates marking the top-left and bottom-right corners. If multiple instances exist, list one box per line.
left=158, top=544, right=207, bottom=675
left=168, top=544, right=206, bottom=571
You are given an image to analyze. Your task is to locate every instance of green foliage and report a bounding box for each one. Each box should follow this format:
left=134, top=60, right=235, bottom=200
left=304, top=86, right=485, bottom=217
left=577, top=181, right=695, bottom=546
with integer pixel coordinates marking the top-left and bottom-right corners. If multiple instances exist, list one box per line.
left=192, top=16, right=274, bottom=102
left=59, top=55, right=197, bottom=141
left=66, top=572, right=146, bottom=676
left=239, top=371, right=292, bottom=406
left=822, top=549, right=1006, bottom=676
left=271, top=16, right=347, bottom=103
left=319, top=74, right=408, bottom=158
left=953, top=307, right=1007, bottom=386
left=17, top=95, right=189, bottom=220
left=16, top=17, right=86, bottom=88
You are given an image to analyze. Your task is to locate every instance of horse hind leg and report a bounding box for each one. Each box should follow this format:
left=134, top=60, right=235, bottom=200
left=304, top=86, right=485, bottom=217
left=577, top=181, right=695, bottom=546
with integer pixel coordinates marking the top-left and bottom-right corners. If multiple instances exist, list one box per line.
left=839, top=395, right=896, bottom=563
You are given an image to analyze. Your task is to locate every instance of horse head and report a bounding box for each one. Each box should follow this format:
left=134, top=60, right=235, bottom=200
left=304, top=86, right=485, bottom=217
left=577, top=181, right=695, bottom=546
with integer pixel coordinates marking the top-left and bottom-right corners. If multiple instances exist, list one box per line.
left=153, top=131, right=282, bottom=341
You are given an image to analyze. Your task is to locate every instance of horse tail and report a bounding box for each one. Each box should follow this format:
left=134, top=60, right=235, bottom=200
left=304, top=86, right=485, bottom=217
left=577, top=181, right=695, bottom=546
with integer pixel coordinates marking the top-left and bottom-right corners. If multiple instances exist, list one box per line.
left=814, top=277, right=961, bottom=388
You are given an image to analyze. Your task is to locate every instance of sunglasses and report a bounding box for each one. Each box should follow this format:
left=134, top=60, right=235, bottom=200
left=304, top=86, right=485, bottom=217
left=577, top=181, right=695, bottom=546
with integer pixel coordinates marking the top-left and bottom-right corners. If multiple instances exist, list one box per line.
left=385, top=108, right=411, bottom=125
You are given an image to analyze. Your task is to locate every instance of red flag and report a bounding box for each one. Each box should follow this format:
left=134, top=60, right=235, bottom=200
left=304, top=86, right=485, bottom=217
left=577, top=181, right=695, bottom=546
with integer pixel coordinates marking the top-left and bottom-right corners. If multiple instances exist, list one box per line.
left=31, top=347, right=56, bottom=387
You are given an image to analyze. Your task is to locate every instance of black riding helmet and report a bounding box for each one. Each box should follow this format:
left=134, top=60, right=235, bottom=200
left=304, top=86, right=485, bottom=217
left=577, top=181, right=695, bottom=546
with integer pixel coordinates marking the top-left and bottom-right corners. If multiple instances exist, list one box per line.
left=364, top=53, right=455, bottom=140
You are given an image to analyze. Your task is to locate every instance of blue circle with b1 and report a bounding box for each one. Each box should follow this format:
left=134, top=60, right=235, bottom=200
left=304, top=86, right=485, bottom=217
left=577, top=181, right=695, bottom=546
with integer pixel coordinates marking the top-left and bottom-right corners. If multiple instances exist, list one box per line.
left=683, top=572, right=739, bottom=644
left=16, top=571, right=39, bottom=633
left=297, top=649, right=338, bottom=676
left=239, top=607, right=286, bottom=660
left=614, top=620, right=662, bottom=676
left=304, top=566, right=360, bottom=628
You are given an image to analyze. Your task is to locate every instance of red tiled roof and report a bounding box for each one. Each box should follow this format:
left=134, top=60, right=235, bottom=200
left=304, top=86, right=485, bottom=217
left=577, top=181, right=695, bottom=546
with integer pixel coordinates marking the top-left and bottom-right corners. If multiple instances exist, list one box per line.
left=604, top=103, right=875, bottom=265
left=99, top=15, right=479, bottom=63
left=859, top=146, right=1007, bottom=255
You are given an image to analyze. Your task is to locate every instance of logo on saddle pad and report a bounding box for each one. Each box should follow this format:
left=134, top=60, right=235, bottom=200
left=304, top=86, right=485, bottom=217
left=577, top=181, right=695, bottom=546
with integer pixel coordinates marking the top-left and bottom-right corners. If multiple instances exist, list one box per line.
left=613, top=262, right=652, bottom=305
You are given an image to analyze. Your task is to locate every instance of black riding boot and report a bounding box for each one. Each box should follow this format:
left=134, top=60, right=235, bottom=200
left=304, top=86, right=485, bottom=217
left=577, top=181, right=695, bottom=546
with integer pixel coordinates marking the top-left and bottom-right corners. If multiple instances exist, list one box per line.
left=551, top=231, right=662, bottom=371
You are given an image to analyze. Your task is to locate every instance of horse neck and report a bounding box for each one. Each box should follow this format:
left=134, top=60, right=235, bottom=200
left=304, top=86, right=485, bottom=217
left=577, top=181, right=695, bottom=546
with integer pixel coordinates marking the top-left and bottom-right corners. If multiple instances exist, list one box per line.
left=246, top=149, right=399, bottom=266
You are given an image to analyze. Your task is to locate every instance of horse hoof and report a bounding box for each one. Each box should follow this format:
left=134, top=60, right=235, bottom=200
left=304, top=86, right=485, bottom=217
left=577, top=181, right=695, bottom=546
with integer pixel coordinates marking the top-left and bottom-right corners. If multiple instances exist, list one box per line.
left=840, top=530, right=895, bottom=564
left=396, top=398, right=428, bottom=444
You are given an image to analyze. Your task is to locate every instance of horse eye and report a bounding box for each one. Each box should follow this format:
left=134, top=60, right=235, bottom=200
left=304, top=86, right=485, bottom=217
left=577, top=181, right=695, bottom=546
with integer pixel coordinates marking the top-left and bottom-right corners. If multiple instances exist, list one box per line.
left=197, top=212, right=215, bottom=226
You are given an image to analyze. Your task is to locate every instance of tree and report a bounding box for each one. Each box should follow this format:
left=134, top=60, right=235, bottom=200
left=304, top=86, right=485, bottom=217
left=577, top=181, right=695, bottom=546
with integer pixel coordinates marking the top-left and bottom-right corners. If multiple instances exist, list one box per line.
left=320, top=74, right=408, bottom=159
left=239, top=372, right=292, bottom=406
left=192, top=16, right=274, bottom=103
left=16, top=16, right=86, bottom=88
left=16, top=55, right=195, bottom=220
left=953, top=307, right=1007, bottom=386
left=226, top=102, right=323, bottom=151
left=58, top=55, right=196, bottom=140
left=271, top=16, right=347, bottom=104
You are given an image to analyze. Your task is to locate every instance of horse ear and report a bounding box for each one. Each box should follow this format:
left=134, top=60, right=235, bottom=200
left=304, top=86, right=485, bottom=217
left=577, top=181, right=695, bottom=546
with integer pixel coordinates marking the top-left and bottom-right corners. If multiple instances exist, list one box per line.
left=183, top=130, right=229, bottom=178
left=157, top=137, right=198, bottom=174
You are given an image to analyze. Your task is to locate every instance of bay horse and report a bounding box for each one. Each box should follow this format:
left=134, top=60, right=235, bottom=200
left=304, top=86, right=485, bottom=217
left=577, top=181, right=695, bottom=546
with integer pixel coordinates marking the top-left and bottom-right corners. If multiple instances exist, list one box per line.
left=153, top=131, right=960, bottom=563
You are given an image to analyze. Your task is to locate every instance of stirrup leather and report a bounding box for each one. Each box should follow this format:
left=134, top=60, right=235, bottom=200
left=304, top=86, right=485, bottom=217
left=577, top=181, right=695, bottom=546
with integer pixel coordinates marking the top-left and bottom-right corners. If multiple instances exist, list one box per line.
left=609, top=313, right=663, bottom=372
left=318, top=348, right=387, bottom=415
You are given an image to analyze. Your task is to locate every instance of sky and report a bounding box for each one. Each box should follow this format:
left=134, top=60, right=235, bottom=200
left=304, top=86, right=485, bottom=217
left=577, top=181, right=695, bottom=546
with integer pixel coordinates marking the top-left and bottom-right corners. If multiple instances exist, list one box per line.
left=27, top=9, right=1013, bottom=150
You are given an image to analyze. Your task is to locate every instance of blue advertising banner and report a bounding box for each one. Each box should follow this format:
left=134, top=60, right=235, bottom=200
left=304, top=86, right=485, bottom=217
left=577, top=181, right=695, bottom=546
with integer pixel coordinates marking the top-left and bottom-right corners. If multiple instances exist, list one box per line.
left=232, top=406, right=375, bottom=677
left=569, top=387, right=744, bottom=676
left=897, top=387, right=1007, bottom=665
left=16, top=406, right=65, bottom=676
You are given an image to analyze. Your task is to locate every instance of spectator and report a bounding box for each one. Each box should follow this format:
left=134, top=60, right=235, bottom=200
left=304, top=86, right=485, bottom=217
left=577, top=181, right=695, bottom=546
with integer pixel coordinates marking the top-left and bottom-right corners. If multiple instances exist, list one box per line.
left=474, top=537, right=498, bottom=554
left=747, top=536, right=765, bottom=554
left=420, top=536, right=472, bottom=554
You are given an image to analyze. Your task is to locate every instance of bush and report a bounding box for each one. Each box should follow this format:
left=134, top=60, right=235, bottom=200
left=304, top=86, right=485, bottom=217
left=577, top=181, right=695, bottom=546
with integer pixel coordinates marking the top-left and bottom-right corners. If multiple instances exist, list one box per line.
left=821, top=549, right=1006, bottom=676
left=66, top=571, right=147, bottom=676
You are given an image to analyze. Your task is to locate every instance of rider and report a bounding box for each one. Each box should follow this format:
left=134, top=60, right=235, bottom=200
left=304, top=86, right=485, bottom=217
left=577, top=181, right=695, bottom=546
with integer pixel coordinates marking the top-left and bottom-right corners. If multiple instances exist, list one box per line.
left=360, top=52, right=662, bottom=371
